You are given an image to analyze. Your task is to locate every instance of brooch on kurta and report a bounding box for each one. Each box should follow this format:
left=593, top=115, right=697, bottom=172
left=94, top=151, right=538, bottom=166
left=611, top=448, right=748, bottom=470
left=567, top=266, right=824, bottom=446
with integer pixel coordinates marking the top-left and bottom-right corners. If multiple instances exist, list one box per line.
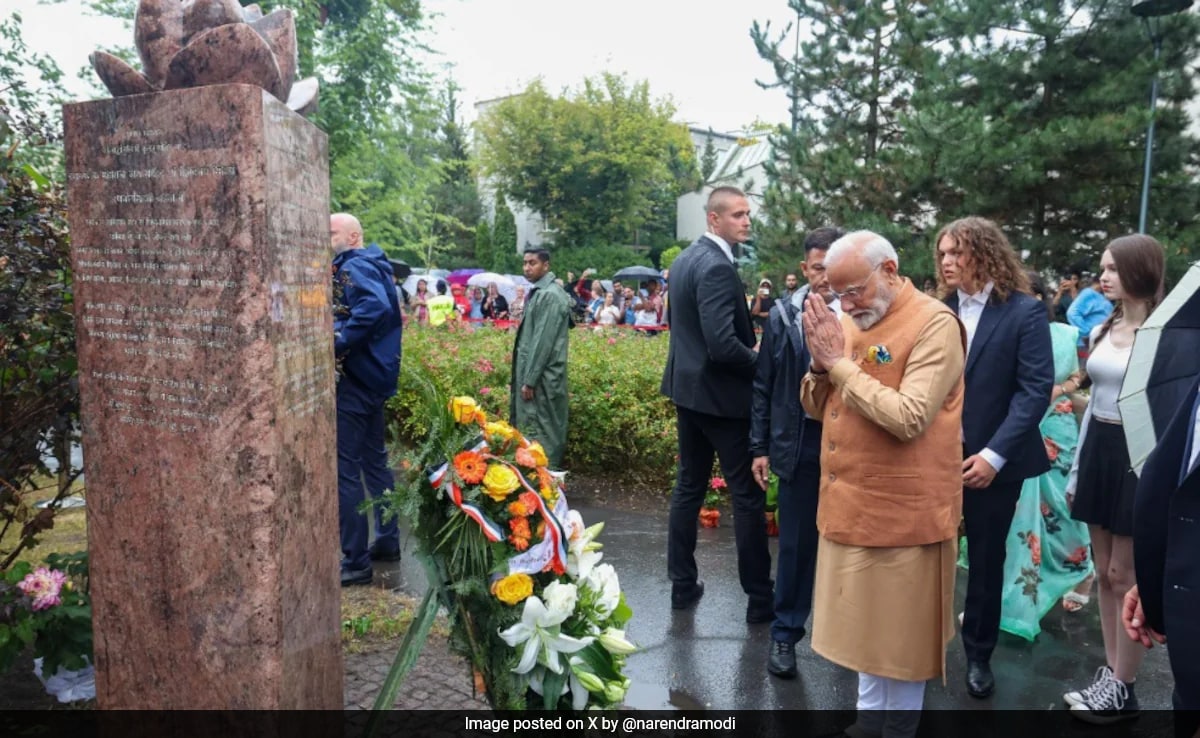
left=866, top=345, right=893, bottom=364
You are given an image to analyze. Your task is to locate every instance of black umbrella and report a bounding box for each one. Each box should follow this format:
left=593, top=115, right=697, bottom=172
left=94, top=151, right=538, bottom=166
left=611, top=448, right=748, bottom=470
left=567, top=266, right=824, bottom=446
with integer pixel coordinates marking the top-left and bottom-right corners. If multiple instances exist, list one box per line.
left=1119, top=260, right=1200, bottom=474
left=611, top=265, right=661, bottom=282
left=389, top=259, right=412, bottom=281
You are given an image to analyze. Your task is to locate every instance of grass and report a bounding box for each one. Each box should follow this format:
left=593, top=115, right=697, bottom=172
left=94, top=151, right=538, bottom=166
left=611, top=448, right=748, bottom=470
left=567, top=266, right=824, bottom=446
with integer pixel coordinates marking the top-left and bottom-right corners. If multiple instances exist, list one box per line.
left=0, top=476, right=88, bottom=568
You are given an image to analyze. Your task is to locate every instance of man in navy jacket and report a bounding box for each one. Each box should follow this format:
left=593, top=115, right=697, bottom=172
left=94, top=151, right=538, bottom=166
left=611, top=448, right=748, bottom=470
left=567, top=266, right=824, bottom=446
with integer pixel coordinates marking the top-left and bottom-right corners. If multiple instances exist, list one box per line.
left=938, top=217, right=1053, bottom=698
left=332, top=212, right=403, bottom=586
left=751, top=226, right=843, bottom=679
left=1127, top=372, right=1200, bottom=738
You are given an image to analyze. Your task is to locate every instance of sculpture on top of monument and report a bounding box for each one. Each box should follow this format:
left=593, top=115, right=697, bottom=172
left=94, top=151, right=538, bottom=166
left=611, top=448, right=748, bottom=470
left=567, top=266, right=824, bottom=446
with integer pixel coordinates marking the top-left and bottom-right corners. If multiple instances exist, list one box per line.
left=89, top=0, right=319, bottom=116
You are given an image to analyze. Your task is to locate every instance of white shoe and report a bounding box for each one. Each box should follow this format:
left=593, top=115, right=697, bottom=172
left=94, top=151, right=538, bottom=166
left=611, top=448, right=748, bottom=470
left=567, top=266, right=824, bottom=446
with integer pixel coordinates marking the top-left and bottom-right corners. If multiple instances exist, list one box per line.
left=1064, top=665, right=1113, bottom=707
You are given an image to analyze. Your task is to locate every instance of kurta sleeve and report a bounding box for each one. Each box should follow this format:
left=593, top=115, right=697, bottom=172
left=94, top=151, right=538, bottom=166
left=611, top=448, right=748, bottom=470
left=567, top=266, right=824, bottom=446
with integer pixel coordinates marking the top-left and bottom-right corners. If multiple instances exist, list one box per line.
left=800, top=371, right=832, bottom=418
left=824, top=312, right=965, bottom=442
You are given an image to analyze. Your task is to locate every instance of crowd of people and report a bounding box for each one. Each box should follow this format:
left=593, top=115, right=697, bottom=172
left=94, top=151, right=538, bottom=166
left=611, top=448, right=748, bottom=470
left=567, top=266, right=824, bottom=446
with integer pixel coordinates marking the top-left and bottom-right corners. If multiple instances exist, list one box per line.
left=329, top=193, right=1197, bottom=735
left=663, top=187, right=1197, bottom=737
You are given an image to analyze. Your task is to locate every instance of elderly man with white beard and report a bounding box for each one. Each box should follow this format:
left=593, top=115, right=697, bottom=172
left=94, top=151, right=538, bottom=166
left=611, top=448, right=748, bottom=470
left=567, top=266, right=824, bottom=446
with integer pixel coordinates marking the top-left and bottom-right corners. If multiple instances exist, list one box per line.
left=800, top=231, right=967, bottom=738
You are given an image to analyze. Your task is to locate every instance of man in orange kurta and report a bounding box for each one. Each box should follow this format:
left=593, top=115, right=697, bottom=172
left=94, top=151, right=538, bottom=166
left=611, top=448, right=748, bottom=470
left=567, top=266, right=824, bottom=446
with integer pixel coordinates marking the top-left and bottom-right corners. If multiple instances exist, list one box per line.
left=801, top=230, right=966, bottom=738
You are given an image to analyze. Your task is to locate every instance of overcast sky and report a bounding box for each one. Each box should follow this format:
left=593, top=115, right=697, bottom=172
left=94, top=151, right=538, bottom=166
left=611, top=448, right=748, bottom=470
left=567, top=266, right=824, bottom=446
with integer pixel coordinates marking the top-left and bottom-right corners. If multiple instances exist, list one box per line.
left=13, top=0, right=802, bottom=133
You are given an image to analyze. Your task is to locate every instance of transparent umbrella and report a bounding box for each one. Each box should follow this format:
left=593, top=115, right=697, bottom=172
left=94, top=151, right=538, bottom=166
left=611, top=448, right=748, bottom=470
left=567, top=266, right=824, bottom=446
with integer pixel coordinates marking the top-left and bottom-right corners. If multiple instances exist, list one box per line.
left=1119, top=260, right=1200, bottom=474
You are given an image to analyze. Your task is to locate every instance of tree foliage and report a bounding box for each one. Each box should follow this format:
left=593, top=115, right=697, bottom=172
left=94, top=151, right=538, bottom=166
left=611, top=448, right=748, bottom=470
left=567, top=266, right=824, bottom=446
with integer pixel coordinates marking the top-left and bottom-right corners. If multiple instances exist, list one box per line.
left=753, top=0, right=1200, bottom=280
left=475, top=73, right=700, bottom=250
left=0, top=13, right=69, bottom=178
left=427, top=83, right=483, bottom=268
left=0, top=139, right=81, bottom=572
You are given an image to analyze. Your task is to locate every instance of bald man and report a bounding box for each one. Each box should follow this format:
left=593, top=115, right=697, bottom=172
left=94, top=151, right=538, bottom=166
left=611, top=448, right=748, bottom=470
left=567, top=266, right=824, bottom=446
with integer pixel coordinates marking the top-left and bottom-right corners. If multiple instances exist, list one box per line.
left=331, top=212, right=403, bottom=586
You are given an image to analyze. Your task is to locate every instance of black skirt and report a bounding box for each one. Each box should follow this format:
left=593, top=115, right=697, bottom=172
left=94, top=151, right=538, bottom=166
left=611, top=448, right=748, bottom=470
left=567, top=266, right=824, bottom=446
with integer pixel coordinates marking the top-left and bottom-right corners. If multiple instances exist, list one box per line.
left=1071, top=418, right=1138, bottom=536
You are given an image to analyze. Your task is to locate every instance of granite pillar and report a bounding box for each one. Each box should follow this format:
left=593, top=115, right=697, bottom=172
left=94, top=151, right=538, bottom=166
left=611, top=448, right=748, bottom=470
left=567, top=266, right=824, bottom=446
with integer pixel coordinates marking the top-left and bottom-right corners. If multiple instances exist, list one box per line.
left=62, top=84, right=341, bottom=709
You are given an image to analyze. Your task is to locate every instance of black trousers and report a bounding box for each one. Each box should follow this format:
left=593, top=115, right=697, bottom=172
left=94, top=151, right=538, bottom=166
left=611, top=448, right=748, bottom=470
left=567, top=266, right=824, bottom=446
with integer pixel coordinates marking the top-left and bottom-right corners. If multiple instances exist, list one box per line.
left=667, top=405, right=772, bottom=602
left=961, top=477, right=1023, bottom=662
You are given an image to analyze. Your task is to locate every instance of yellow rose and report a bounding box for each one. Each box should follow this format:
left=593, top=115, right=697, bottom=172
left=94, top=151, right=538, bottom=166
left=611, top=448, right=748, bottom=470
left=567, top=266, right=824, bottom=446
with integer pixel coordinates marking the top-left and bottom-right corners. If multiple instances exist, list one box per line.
left=525, top=442, right=548, bottom=468
left=474, top=409, right=488, bottom=425
left=491, top=573, right=534, bottom=606
left=449, top=396, right=478, bottom=424
left=484, top=421, right=518, bottom=443
left=482, top=464, right=520, bottom=502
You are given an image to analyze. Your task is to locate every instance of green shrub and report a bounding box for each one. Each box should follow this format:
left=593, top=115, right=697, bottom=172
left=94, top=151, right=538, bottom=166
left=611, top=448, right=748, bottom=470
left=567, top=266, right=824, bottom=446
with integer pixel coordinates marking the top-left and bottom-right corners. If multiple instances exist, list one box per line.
left=388, top=324, right=676, bottom=487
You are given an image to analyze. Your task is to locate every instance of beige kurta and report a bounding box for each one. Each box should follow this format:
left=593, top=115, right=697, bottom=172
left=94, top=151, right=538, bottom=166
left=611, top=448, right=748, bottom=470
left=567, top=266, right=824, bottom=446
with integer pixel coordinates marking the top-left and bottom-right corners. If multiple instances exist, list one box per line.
left=812, top=537, right=957, bottom=682
left=801, top=306, right=964, bottom=682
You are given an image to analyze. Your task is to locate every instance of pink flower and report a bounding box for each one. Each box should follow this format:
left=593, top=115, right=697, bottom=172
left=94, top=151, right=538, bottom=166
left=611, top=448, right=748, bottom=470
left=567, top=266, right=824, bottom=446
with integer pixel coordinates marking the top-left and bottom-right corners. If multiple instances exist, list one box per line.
left=17, top=567, right=67, bottom=611
left=710, top=476, right=727, bottom=490
left=607, top=337, right=617, bottom=345
left=476, top=358, right=495, bottom=373
left=480, top=386, right=492, bottom=396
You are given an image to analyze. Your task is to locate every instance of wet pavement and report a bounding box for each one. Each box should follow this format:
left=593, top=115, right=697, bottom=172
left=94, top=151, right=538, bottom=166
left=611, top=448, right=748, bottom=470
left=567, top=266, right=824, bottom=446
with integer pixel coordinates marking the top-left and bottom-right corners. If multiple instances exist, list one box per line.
left=372, top=502, right=1174, bottom=712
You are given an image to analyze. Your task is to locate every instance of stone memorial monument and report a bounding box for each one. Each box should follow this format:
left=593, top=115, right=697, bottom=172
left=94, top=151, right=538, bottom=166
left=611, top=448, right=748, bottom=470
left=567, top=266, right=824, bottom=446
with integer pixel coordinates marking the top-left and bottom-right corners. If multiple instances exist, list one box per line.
left=62, top=0, right=341, bottom=709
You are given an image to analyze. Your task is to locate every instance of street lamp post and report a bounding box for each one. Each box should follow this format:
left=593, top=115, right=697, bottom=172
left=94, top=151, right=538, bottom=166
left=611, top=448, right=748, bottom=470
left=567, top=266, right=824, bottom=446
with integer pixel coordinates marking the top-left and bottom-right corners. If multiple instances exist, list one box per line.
left=1132, top=0, right=1194, bottom=234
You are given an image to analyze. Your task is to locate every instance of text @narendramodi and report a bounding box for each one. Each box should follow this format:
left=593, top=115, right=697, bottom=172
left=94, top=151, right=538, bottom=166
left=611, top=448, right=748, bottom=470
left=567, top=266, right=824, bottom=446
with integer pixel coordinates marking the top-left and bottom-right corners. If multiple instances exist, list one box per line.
left=466, top=716, right=738, bottom=733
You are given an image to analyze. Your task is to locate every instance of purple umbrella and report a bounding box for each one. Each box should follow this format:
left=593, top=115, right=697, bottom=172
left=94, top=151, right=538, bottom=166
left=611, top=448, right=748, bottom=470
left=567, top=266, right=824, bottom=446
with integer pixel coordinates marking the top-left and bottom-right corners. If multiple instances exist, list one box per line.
left=446, top=268, right=485, bottom=286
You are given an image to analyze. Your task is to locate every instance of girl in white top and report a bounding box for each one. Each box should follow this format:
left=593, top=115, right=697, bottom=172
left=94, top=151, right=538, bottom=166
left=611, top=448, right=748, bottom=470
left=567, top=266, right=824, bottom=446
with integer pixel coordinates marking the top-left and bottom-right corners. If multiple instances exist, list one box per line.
left=595, top=291, right=621, bottom=327
left=1063, top=235, right=1165, bottom=722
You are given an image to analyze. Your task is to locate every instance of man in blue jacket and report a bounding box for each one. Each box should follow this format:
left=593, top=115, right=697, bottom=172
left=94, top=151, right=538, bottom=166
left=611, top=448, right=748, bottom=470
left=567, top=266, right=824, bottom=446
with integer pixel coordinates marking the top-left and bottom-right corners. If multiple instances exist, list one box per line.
left=751, top=226, right=843, bottom=679
left=331, top=212, right=403, bottom=586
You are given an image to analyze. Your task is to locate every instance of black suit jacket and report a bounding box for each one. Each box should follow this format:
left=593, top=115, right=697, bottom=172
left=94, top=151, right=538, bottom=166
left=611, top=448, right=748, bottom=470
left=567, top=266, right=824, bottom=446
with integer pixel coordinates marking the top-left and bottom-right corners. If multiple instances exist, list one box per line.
left=660, top=235, right=758, bottom=418
left=945, top=290, right=1054, bottom=484
left=1134, top=373, right=1200, bottom=639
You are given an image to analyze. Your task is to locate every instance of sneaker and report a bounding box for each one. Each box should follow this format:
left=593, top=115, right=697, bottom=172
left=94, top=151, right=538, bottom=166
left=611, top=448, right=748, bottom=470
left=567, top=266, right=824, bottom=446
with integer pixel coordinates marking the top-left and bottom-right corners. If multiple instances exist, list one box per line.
left=1070, top=674, right=1140, bottom=724
left=767, top=640, right=797, bottom=679
left=1063, top=665, right=1112, bottom=707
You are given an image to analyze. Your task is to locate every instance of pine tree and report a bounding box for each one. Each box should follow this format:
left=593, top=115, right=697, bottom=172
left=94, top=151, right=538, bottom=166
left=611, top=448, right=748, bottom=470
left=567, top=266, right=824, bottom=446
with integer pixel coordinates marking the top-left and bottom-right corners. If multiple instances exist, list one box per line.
left=751, top=0, right=938, bottom=274
left=903, top=0, right=1200, bottom=271
left=429, top=82, right=483, bottom=268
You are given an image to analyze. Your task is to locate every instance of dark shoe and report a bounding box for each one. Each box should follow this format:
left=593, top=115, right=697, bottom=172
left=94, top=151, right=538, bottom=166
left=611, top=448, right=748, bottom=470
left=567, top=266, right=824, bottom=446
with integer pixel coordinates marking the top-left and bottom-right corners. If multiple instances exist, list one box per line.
left=1070, top=676, right=1140, bottom=724
left=1064, top=665, right=1113, bottom=707
left=671, top=580, right=704, bottom=610
left=767, top=639, right=797, bottom=679
left=746, top=598, right=773, bottom=624
left=369, top=543, right=402, bottom=562
left=966, top=660, right=994, bottom=698
left=341, top=567, right=373, bottom=587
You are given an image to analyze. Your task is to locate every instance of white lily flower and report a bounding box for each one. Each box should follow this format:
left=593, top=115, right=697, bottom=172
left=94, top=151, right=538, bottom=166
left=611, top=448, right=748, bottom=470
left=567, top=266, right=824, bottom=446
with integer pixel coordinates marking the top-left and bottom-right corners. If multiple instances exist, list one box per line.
left=568, top=545, right=603, bottom=579
left=597, top=627, right=637, bottom=655
left=498, top=595, right=592, bottom=674
left=585, top=563, right=621, bottom=617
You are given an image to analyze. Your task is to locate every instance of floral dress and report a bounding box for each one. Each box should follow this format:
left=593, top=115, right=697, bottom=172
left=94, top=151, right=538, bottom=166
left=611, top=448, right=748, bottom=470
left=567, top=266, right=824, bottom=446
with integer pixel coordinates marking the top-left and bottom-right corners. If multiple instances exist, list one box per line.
left=999, top=322, right=1094, bottom=640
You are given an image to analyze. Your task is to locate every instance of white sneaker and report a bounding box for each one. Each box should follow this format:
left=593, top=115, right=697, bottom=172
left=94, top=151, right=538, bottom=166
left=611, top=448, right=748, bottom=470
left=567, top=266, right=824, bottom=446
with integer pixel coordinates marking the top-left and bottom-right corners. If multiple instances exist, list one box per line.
left=1063, top=665, right=1112, bottom=707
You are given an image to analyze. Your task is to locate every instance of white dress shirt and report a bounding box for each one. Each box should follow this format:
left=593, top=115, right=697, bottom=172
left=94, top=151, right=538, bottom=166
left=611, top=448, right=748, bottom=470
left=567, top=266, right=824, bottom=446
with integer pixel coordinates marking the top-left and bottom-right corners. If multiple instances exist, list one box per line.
left=705, top=232, right=737, bottom=264
left=957, top=281, right=1006, bottom=473
left=1190, top=398, right=1200, bottom=475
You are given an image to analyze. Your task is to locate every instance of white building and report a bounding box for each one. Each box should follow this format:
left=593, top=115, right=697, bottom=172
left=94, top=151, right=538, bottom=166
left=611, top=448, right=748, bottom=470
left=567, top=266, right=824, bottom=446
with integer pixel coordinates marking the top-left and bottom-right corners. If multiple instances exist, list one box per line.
left=675, top=127, right=772, bottom=242
left=475, top=95, right=772, bottom=253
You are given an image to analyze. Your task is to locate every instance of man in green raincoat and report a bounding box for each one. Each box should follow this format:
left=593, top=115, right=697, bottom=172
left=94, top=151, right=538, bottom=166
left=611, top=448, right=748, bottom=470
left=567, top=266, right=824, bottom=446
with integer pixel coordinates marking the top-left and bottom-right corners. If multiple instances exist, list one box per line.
left=510, top=247, right=573, bottom=467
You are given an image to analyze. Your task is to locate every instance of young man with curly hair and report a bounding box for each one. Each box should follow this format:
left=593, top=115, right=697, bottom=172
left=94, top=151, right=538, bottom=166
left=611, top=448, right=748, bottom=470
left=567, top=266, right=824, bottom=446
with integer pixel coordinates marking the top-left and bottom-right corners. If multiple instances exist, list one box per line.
left=937, top=217, right=1054, bottom=699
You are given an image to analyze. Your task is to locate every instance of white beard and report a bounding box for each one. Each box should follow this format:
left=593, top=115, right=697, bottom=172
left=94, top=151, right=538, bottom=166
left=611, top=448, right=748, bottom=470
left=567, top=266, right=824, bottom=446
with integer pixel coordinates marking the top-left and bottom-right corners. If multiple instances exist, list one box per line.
left=849, top=282, right=894, bottom=330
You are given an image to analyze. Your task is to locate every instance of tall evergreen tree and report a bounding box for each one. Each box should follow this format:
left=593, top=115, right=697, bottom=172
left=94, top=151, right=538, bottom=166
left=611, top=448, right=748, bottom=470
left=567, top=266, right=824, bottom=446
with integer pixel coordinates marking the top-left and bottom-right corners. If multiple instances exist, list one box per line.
left=429, top=82, right=483, bottom=268
left=902, top=0, right=1200, bottom=271
left=751, top=0, right=938, bottom=274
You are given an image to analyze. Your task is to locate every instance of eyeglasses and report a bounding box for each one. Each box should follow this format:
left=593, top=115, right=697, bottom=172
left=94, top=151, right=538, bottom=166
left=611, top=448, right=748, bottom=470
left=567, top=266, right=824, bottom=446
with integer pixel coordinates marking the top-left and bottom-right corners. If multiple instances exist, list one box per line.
left=830, top=264, right=882, bottom=301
